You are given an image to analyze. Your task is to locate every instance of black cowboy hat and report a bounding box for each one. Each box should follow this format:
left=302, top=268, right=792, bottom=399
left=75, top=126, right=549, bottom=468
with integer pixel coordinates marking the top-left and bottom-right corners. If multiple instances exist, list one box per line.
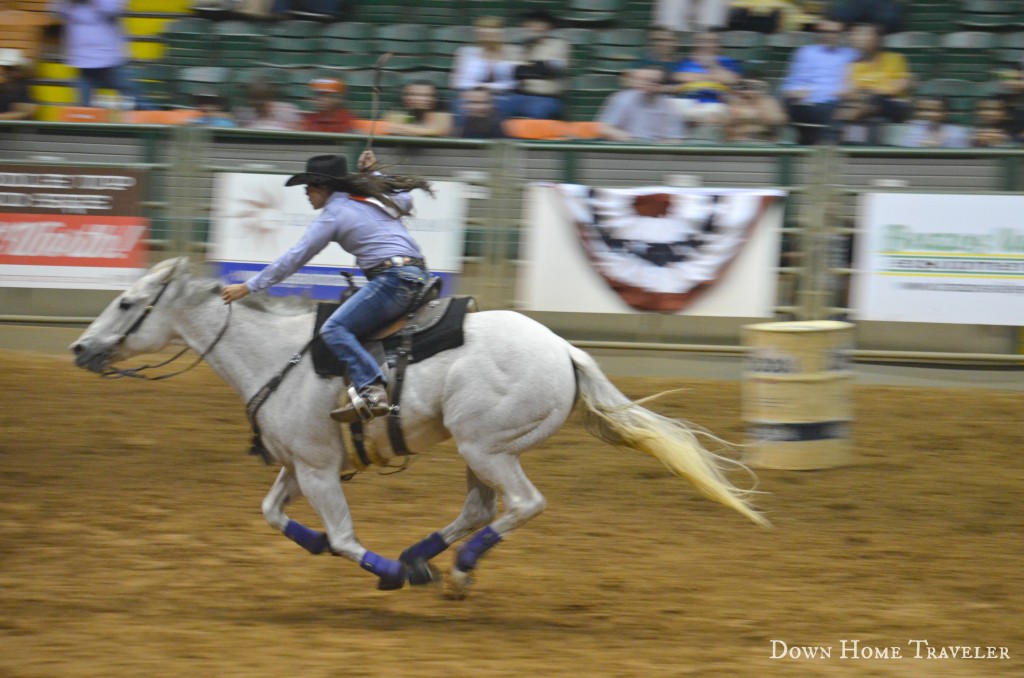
left=284, top=154, right=350, bottom=187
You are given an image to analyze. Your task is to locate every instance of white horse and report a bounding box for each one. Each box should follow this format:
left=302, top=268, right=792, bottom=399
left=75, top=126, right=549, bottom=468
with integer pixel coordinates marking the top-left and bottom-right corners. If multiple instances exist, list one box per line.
left=71, top=257, right=768, bottom=596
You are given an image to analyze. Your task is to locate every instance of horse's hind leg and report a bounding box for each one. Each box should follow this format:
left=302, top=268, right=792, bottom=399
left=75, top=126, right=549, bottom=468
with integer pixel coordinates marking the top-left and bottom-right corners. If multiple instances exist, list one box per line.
left=444, top=451, right=547, bottom=599
left=399, top=467, right=497, bottom=584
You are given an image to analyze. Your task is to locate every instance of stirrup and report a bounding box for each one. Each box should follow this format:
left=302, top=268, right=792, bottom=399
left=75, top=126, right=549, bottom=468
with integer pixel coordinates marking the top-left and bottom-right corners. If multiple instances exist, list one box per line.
left=331, top=386, right=390, bottom=424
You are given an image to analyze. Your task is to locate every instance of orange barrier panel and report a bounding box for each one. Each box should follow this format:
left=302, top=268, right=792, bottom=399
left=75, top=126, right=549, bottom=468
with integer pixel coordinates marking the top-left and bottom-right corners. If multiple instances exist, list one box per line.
left=58, top=106, right=110, bottom=123
left=567, top=121, right=604, bottom=140
left=126, top=109, right=202, bottom=125
left=502, top=118, right=570, bottom=140
left=351, top=118, right=390, bottom=135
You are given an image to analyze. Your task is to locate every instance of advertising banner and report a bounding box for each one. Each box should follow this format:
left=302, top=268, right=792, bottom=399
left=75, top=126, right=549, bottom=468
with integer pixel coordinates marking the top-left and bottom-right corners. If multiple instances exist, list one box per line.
left=517, top=183, right=785, bottom=316
left=852, top=193, right=1024, bottom=325
left=208, top=173, right=467, bottom=300
left=0, top=167, right=149, bottom=289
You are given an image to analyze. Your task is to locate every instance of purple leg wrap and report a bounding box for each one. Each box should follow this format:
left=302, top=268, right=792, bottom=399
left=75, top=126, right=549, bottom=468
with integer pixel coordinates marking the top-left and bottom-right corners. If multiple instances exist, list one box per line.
left=455, top=526, right=502, bottom=572
left=284, top=520, right=329, bottom=555
left=360, top=551, right=407, bottom=590
left=399, top=532, right=449, bottom=565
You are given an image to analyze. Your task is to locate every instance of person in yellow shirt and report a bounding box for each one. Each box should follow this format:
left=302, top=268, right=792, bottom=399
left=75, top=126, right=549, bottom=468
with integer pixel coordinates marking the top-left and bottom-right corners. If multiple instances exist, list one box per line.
left=835, top=23, right=911, bottom=142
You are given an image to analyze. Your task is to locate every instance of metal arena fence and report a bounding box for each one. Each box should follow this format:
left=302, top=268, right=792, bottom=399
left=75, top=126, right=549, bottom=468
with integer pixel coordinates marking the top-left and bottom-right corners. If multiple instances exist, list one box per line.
left=0, top=120, right=1022, bottom=366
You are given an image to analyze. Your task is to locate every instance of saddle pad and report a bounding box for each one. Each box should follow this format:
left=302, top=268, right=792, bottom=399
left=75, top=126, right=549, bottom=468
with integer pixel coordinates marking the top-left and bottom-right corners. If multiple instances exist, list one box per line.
left=312, top=296, right=474, bottom=378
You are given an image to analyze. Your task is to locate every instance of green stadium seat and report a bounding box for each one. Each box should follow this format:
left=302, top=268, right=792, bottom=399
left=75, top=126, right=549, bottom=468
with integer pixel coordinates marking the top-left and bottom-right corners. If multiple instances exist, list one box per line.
left=320, top=22, right=374, bottom=40
left=959, top=0, right=1020, bottom=30
left=883, top=31, right=942, bottom=80
left=563, top=0, right=622, bottom=26
left=940, top=31, right=1000, bottom=81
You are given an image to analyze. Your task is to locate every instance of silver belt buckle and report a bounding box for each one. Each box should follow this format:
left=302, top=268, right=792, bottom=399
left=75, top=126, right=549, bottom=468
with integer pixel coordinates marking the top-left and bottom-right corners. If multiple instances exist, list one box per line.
left=389, top=256, right=405, bottom=267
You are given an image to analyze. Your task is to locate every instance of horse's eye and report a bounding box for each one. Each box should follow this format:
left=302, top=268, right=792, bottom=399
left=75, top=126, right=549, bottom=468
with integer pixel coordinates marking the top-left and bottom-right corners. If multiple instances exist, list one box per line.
left=119, top=299, right=133, bottom=311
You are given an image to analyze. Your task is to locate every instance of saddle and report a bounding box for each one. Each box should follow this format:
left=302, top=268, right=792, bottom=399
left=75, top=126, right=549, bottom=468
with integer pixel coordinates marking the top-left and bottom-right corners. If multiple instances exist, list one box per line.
left=311, top=285, right=477, bottom=471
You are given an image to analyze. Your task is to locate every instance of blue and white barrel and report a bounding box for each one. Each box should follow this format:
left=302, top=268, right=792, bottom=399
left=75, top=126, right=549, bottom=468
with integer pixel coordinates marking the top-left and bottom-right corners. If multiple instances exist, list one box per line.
left=741, top=320, right=854, bottom=470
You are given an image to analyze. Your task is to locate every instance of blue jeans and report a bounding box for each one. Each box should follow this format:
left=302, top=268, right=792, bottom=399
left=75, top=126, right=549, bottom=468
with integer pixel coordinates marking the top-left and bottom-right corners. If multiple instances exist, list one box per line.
left=77, top=65, right=142, bottom=108
left=319, top=266, right=426, bottom=390
left=503, top=93, right=563, bottom=120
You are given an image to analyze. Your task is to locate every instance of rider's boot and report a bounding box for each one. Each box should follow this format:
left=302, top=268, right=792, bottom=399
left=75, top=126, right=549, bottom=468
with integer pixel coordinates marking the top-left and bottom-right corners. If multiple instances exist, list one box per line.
left=331, top=382, right=391, bottom=423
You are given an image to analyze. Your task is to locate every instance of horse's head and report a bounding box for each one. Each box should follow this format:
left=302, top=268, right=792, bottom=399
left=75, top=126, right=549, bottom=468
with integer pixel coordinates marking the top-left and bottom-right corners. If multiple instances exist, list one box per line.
left=70, top=257, right=193, bottom=373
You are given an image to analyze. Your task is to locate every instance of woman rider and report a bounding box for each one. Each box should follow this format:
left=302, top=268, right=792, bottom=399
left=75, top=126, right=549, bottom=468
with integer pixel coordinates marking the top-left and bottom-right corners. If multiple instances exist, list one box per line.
left=221, top=150, right=432, bottom=423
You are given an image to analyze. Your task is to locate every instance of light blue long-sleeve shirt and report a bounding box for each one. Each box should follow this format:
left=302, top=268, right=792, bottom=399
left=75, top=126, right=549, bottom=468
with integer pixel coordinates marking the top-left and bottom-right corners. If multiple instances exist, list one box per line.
left=50, top=0, right=127, bottom=69
left=245, top=190, right=421, bottom=294
left=781, top=44, right=859, bottom=104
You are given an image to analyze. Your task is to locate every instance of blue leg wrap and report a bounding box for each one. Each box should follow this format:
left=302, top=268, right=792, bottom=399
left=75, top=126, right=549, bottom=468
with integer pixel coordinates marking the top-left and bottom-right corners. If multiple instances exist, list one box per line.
left=283, top=520, right=329, bottom=555
left=360, top=551, right=407, bottom=591
left=455, top=526, right=502, bottom=573
left=399, top=532, right=449, bottom=565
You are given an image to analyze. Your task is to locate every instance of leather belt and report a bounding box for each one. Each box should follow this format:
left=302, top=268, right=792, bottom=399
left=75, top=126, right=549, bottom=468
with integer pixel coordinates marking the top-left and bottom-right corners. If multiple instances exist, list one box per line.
left=363, top=256, right=426, bottom=278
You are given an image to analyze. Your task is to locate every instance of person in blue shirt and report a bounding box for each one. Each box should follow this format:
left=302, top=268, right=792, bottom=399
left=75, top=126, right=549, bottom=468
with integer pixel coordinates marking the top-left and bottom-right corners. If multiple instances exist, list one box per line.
left=780, top=19, right=859, bottom=145
left=671, top=30, right=742, bottom=125
left=220, top=150, right=433, bottom=423
left=190, top=91, right=236, bottom=128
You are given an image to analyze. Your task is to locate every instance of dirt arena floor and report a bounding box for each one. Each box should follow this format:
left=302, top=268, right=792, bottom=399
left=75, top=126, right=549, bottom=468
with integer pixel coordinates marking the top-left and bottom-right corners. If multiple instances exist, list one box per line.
left=0, top=348, right=1021, bottom=677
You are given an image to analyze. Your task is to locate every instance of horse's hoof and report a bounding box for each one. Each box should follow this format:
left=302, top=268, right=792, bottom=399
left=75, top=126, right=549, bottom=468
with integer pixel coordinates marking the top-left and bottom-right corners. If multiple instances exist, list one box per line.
left=376, top=564, right=407, bottom=591
left=406, top=558, right=440, bottom=586
left=443, top=569, right=472, bottom=600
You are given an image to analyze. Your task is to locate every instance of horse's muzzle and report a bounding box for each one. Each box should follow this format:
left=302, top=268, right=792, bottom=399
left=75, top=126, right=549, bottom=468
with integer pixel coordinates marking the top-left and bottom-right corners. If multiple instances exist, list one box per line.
left=70, top=341, right=113, bottom=374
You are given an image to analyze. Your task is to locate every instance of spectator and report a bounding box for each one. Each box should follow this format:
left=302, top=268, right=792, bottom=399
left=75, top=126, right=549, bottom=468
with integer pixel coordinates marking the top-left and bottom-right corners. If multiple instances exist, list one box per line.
left=451, top=16, right=518, bottom=122
left=454, top=87, right=506, bottom=139
left=671, top=30, right=742, bottom=125
left=385, top=80, right=453, bottom=137
left=636, top=25, right=683, bottom=86
left=301, top=77, right=354, bottom=133
left=834, top=23, right=910, bottom=143
left=997, top=57, right=1024, bottom=142
left=50, top=0, right=141, bottom=109
left=0, top=49, right=37, bottom=121
left=597, top=67, right=686, bottom=142
left=653, top=0, right=729, bottom=33
left=234, top=78, right=302, bottom=130
left=190, top=91, right=235, bottom=128
left=724, top=78, right=787, bottom=142
left=780, top=19, right=858, bottom=145
left=506, top=9, right=570, bottom=120
left=826, top=0, right=904, bottom=35
left=897, top=97, right=969, bottom=148
left=971, top=98, right=1014, bottom=148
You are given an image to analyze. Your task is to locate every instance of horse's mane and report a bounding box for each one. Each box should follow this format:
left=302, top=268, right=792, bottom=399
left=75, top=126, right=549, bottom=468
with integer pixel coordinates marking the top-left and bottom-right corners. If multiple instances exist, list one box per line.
left=237, top=293, right=317, bottom=317
left=182, top=278, right=316, bottom=317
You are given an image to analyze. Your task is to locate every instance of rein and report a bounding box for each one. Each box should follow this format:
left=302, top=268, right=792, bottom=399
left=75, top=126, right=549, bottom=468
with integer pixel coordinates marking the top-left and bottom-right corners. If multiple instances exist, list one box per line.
left=245, top=339, right=316, bottom=465
left=102, top=285, right=233, bottom=382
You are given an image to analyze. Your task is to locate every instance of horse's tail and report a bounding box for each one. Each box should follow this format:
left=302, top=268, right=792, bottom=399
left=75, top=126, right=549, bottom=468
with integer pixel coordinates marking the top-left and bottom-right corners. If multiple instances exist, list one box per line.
left=568, top=345, right=770, bottom=528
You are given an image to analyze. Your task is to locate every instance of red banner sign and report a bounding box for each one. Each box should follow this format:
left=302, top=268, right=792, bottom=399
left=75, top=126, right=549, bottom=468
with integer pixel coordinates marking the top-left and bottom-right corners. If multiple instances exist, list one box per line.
left=0, top=166, right=150, bottom=288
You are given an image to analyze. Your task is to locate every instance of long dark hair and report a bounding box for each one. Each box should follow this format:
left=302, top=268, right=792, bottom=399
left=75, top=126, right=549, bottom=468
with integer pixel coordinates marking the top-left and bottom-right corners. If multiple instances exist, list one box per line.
left=325, top=172, right=433, bottom=216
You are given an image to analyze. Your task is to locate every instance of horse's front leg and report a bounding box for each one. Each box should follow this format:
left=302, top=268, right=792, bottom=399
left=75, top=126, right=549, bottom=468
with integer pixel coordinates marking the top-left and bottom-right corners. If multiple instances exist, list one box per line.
left=291, top=460, right=407, bottom=590
left=262, top=466, right=334, bottom=555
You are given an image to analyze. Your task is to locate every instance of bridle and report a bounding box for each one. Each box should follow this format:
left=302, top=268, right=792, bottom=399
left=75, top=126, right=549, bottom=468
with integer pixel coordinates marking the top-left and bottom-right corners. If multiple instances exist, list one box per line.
left=101, top=272, right=232, bottom=381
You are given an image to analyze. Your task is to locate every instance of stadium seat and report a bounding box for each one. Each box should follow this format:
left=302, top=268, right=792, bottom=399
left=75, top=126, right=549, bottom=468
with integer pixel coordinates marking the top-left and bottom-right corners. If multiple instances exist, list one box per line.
left=563, top=0, right=622, bottom=26
left=959, top=0, right=1020, bottom=30
left=940, top=31, right=1000, bottom=82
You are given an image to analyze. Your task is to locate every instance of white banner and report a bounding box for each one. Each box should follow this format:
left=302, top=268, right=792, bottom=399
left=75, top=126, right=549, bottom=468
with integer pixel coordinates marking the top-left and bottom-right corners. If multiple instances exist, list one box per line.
left=207, top=173, right=467, bottom=299
left=852, top=193, right=1024, bottom=325
left=517, top=184, right=785, bottom=316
